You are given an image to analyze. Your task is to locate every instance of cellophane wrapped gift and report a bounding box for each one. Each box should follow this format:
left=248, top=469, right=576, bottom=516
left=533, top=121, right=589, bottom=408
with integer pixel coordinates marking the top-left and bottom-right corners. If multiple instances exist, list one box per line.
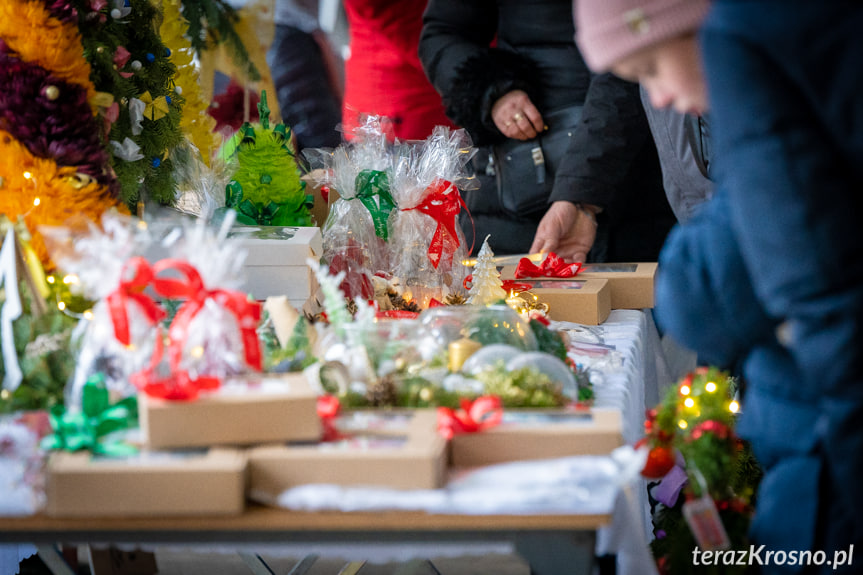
left=388, top=127, right=477, bottom=306
left=40, top=213, right=160, bottom=410
left=307, top=117, right=395, bottom=301
left=141, top=214, right=262, bottom=399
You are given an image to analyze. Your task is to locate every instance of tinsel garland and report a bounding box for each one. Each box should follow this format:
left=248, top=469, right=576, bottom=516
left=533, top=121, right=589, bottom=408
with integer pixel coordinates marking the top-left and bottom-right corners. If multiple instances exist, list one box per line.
left=0, top=52, right=115, bottom=191
left=0, top=0, right=97, bottom=105
left=160, top=0, right=218, bottom=164
left=0, top=130, right=122, bottom=266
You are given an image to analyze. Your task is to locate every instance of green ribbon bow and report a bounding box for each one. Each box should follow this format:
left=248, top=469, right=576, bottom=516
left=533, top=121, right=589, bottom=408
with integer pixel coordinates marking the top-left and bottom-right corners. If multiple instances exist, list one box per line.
left=352, top=170, right=395, bottom=240
left=41, top=375, right=138, bottom=456
left=223, top=181, right=312, bottom=226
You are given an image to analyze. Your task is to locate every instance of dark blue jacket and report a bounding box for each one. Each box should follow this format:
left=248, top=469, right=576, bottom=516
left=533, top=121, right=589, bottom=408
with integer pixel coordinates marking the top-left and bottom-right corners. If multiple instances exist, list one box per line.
left=659, top=0, right=863, bottom=568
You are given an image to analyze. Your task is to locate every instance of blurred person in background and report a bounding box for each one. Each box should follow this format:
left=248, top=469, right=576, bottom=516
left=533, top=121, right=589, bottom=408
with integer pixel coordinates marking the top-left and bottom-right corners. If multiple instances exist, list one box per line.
left=269, top=0, right=343, bottom=149
left=341, top=0, right=454, bottom=141
left=419, top=0, right=675, bottom=261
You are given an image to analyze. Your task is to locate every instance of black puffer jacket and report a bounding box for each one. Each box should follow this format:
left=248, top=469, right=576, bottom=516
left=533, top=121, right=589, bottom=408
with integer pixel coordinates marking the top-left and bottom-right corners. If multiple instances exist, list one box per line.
left=420, top=0, right=674, bottom=260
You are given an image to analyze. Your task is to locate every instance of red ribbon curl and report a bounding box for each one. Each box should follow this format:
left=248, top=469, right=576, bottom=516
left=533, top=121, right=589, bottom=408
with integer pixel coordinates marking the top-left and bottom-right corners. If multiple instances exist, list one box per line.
left=105, top=257, right=165, bottom=346
left=514, top=252, right=583, bottom=279
left=408, top=179, right=465, bottom=270
left=437, top=396, right=504, bottom=440
left=317, top=395, right=342, bottom=442
left=131, top=259, right=262, bottom=400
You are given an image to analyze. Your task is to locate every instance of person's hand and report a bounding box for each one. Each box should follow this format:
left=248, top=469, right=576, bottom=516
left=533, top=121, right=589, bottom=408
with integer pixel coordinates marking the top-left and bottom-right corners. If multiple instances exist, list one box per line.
left=529, top=201, right=599, bottom=263
left=491, top=90, right=544, bottom=140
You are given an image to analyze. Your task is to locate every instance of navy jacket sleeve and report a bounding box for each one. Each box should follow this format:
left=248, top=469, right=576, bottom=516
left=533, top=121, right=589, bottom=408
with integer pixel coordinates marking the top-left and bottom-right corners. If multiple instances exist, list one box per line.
left=549, top=74, right=654, bottom=209
left=655, top=192, right=776, bottom=369
left=701, top=6, right=863, bottom=400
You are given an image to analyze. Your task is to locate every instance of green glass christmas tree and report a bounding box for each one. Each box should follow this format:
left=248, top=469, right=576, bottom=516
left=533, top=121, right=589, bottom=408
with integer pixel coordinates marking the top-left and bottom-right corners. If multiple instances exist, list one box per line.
left=217, top=91, right=313, bottom=226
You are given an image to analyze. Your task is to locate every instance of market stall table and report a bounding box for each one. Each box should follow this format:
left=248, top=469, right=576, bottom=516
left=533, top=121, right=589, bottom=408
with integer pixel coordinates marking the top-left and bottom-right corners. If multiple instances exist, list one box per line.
left=0, top=505, right=610, bottom=575
left=1, top=309, right=686, bottom=575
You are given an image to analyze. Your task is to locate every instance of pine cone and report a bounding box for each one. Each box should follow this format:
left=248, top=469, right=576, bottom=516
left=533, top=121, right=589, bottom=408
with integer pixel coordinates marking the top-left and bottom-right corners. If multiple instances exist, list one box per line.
left=388, top=292, right=421, bottom=312
left=365, top=375, right=399, bottom=407
left=444, top=293, right=467, bottom=306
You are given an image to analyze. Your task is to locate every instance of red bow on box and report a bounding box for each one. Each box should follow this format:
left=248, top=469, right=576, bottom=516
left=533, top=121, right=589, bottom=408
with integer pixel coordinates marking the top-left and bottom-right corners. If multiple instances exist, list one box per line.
left=437, top=396, right=504, bottom=440
left=105, top=257, right=166, bottom=346
left=514, top=252, right=583, bottom=279
left=317, top=395, right=342, bottom=442
left=131, top=259, right=262, bottom=401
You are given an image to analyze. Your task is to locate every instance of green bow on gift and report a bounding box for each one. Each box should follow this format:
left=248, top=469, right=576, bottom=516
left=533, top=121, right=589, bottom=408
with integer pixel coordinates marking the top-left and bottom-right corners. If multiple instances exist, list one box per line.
left=352, top=169, right=395, bottom=240
left=41, top=375, right=138, bottom=457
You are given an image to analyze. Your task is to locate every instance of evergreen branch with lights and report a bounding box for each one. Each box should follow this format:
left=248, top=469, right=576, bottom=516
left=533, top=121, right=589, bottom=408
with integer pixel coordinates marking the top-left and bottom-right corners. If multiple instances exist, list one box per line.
left=641, top=367, right=762, bottom=575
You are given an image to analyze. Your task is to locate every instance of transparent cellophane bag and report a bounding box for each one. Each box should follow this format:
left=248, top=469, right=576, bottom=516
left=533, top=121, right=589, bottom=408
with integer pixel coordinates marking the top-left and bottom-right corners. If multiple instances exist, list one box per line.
left=308, top=117, right=394, bottom=301
left=40, top=212, right=159, bottom=410
left=150, top=213, right=256, bottom=383
left=388, top=127, right=478, bottom=306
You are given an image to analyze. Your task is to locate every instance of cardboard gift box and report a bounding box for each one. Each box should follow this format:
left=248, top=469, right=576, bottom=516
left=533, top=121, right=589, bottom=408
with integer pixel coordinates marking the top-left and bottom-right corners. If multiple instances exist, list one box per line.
left=247, top=410, right=447, bottom=497
left=45, top=448, right=246, bottom=518
left=450, top=408, right=623, bottom=467
left=228, top=226, right=322, bottom=306
left=500, top=269, right=612, bottom=325
left=574, top=262, right=657, bottom=309
left=140, top=373, right=321, bottom=449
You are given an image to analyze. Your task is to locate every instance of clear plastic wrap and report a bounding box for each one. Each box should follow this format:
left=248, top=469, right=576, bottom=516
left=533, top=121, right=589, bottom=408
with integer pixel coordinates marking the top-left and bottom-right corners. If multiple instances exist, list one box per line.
left=388, top=127, right=478, bottom=306
left=40, top=213, right=159, bottom=410
left=143, top=213, right=262, bottom=398
left=306, top=117, right=394, bottom=301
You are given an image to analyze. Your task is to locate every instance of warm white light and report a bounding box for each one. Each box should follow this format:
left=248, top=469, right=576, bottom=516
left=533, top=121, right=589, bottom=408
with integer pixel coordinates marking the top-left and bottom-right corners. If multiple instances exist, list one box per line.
left=23, top=171, right=32, bottom=180
left=729, top=401, right=740, bottom=414
left=62, top=274, right=79, bottom=285
left=83, top=310, right=94, bottom=320
left=684, top=397, right=695, bottom=408
left=680, top=385, right=691, bottom=396
left=678, top=420, right=688, bottom=429
left=57, top=301, right=66, bottom=311
left=33, top=197, right=41, bottom=206
left=47, top=276, right=55, bottom=284
left=705, top=382, right=717, bottom=393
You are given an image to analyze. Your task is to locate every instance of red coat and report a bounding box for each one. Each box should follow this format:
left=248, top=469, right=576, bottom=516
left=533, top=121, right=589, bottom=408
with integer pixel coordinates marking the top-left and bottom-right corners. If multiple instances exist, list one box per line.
left=342, top=0, right=455, bottom=141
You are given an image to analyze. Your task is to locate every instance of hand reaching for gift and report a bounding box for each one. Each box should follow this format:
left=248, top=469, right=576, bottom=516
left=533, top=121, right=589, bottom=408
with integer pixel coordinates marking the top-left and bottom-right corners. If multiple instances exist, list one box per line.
left=491, top=90, right=544, bottom=140
left=530, top=201, right=598, bottom=263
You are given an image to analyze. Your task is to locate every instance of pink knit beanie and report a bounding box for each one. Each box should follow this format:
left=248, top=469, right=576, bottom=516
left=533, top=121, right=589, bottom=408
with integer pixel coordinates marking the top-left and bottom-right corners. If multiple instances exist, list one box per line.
left=575, top=0, right=709, bottom=72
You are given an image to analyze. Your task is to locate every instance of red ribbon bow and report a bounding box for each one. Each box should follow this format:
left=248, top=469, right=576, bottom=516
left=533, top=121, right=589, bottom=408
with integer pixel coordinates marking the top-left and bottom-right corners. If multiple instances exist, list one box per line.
left=131, top=259, right=262, bottom=401
left=514, top=252, right=583, bottom=279
left=437, top=396, right=504, bottom=440
left=105, top=257, right=166, bottom=346
left=409, top=179, right=465, bottom=269
left=317, top=395, right=342, bottom=442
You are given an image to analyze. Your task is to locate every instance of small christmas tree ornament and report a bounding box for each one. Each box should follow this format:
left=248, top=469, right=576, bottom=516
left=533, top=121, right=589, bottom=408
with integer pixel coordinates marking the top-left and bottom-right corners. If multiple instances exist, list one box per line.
left=467, top=236, right=507, bottom=306
left=216, top=91, right=312, bottom=226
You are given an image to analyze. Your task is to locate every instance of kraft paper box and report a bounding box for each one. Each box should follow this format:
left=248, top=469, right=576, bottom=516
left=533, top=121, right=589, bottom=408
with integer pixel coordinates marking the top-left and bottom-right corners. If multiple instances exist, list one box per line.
left=140, top=373, right=321, bottom=449
left=500, top=269, right=611, bottom=325
left=248, top=410, right=447, bottom=497
left=45, top=448, right=246, bottom=518
left=228, top=226, right=322, bottom=305
left=451, top=408, right=623, bottom=467
left=575, top=262, right=657, bottom=309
